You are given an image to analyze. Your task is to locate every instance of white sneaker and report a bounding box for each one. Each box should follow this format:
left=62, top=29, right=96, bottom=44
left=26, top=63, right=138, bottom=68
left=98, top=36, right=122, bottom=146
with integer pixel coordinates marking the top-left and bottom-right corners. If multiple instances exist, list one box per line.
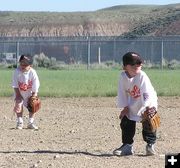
left=146, top=144, right=156, bottom=155
left=16, top=122, right=23, bottom=129
left=113, top=144, right=134, bottom=156
left=27, top=123, right=38, bottom=130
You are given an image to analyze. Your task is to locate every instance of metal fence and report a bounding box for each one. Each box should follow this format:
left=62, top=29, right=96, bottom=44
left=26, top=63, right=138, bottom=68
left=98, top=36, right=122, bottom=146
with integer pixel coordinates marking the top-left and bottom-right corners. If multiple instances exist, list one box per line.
left=0, top=36, right=180, bottom=68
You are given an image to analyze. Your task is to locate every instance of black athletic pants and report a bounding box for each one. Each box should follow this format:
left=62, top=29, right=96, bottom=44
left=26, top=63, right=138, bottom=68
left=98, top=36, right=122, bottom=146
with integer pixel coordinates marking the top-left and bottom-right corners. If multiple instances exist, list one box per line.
left=120, top=116, right=157, bottom=145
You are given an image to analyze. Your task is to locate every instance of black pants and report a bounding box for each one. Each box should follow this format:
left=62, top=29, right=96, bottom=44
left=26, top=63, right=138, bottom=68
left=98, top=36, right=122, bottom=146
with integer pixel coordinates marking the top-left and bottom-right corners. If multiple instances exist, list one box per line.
left=120, top=116, right=157, bottom=145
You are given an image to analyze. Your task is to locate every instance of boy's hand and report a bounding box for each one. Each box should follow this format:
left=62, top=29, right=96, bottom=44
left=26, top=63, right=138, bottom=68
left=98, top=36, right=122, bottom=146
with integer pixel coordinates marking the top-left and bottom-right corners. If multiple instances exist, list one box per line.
left=32, top=92, right=38, bottom=97
left=119, top=107, right=128, bottom=119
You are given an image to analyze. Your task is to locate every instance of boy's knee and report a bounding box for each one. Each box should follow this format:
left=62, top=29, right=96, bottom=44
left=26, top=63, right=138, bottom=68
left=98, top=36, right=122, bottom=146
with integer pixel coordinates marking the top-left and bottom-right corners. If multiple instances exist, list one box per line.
left=14, top=100, right=23, bottom=113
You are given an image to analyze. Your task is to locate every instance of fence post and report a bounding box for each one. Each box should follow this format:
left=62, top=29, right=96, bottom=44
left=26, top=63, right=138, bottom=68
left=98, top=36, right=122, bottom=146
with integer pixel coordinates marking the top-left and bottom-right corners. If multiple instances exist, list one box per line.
left=98, top=46, right=101, bottom=64
left=161, top=40, right=164, bottom=70
left=113, top=38, right=116, bottom=62
left=87, top=36, right=91, bottom=69
left=16, top=41, right=19, bottom=67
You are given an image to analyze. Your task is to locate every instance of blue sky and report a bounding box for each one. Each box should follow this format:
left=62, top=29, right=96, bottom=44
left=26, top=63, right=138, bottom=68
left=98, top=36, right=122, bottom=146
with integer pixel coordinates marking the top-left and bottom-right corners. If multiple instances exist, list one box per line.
left=0, top=0, right=179, bottom=12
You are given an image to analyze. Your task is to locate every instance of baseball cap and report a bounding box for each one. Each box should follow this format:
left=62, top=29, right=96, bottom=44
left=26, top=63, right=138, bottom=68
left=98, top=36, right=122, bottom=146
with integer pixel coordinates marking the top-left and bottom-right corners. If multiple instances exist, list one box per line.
left=19, top=54, right=33, bottom=65
left=122, top=52, right=143, bottom=66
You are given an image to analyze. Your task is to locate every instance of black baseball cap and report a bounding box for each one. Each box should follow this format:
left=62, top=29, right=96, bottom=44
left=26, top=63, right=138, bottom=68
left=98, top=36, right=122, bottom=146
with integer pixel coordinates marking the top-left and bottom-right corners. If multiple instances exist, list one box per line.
left=19, top=54, right=33, bottom=65
left=122, top=52, right=143, bottom=66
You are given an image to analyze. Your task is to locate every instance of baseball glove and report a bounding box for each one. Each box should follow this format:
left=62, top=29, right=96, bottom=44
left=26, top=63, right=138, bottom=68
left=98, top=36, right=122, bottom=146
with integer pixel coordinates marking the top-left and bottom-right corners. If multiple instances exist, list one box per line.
left=27, top=96, right=41, bottom=113
left=142, top=107, right=160, bottom=132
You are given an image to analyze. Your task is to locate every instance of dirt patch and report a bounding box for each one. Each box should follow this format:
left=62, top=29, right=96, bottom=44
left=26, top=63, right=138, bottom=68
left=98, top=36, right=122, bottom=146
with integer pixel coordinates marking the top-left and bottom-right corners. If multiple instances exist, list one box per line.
left=0, top=97, right=180, bottom=168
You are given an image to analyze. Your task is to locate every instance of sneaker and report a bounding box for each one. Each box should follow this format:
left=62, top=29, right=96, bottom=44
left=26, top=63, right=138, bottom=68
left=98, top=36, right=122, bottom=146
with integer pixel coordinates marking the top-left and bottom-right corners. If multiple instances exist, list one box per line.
left=27, top=123, right=38, bottom=130
left=16, top=122, right=23, bottom=129
left=113, top=144, right=134, bottom=156
left=146, top=144, right=156, bottom=155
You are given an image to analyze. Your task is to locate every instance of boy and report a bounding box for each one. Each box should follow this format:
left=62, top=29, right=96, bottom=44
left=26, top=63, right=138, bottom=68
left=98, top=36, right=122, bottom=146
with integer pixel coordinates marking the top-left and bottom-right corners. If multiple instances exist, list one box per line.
left=113, top=52, right=158, bottom=156
left=12, top=54, right=40, bottom=130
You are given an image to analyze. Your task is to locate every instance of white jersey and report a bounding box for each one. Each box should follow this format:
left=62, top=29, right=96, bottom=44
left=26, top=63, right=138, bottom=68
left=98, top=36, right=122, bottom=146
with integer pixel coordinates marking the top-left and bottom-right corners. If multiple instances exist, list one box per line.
left=117, top=70, right=158, bottom=122
left=12, top=67, right=40, bottom=100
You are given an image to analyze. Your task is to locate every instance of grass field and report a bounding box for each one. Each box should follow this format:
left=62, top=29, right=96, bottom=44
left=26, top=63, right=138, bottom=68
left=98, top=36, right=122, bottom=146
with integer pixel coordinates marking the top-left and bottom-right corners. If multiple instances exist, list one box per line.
left=1, top=68, right=179, bottom=97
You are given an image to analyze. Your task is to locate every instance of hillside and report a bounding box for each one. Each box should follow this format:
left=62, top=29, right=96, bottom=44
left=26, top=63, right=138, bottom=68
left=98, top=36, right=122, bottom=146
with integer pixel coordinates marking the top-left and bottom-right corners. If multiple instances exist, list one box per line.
left=0, top=4, right=180, bottom=37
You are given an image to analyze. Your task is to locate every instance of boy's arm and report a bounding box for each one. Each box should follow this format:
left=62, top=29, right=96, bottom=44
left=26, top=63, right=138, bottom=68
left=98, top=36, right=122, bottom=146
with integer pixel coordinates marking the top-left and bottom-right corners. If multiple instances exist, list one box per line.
left=117, top=75, right=128, bottom=108
left=31, top=70, right=40, bottom=94
left=14, top=88, right=23, bottom=100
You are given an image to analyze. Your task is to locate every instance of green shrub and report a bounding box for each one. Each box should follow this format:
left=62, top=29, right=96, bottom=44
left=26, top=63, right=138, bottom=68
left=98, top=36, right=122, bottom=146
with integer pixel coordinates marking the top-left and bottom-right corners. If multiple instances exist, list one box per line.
left=33, top=53, right=57, bottom=68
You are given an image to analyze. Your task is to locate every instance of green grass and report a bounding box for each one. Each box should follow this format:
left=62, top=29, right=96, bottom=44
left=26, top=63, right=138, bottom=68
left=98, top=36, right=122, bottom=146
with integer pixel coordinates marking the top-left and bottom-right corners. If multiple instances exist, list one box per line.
left=37, top=69, right=119, bottom=97
left=1, top=68, right=180, bottom=97
left=145, top=69, right=180, bottom=96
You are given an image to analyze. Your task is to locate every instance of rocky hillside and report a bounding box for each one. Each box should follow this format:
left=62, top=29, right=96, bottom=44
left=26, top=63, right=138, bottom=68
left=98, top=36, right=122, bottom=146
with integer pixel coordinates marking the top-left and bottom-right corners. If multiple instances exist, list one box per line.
left=0, top=4, right=180, bottom=37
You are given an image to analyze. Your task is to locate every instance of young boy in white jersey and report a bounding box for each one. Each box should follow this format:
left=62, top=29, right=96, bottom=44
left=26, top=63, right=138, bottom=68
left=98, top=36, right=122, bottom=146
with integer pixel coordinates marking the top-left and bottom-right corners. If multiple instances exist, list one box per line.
left=113, top=52, right=158, bottom=156
left=12, top=54, right=40, bottom=130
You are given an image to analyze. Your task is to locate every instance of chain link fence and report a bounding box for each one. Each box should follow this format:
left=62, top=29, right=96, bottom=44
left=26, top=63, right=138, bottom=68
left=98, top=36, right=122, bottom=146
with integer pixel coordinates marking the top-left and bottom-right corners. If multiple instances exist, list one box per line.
left=0, top=36, right=180, bottom=69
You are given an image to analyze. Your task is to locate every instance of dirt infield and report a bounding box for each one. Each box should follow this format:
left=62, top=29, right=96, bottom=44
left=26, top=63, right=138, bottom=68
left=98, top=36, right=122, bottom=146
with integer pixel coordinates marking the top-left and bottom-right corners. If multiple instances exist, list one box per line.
left=0, top=97, right=180, bottom=168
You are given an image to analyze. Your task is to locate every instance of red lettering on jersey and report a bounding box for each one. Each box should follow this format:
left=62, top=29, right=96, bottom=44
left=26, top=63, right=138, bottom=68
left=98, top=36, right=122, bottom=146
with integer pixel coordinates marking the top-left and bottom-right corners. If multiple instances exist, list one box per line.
left=127, top=85, right=141, bottom=98
left=18, top=80, right=32, bottom=91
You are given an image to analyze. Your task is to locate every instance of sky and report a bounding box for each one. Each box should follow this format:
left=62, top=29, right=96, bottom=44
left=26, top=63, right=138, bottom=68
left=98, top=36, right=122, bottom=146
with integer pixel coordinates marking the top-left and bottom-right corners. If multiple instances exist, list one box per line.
left=0, top=0, right=179, bottom=12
